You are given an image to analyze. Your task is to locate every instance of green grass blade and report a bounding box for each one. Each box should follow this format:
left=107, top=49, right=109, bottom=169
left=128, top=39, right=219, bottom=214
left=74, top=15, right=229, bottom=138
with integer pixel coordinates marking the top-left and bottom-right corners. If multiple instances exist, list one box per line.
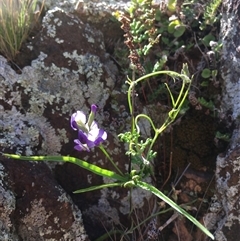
left=0, top=0, right=43, bottom=61
left=136, top=180, right=214, bottom=240
left=73, top=182, right=124, bottom=193
left=4, top=154, right=128, bottom=182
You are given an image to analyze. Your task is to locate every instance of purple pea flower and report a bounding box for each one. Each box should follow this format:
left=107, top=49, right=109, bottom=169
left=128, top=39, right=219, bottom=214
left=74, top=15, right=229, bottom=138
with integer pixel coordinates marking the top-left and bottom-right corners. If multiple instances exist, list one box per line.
left=70, top=104, right=107, bottom=151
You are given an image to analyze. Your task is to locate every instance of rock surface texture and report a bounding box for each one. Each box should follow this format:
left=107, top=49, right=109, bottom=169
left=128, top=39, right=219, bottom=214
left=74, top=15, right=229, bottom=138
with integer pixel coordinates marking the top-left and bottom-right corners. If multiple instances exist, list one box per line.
left=0, top=1, right=155, bottom=240
left=212, top=1, right=240, bottom=240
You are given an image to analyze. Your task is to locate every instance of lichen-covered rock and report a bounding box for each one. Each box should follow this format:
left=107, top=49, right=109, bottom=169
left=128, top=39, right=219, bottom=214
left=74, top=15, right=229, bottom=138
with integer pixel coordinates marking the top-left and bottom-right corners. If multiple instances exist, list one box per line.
left=214, top=148, right=240, bottom=241
left=212, top=1, right=240, bottom=240
left=1, top=158, right=89, bottom=241
left=0, top=163, right=18, bottom=241
left=0, top=3, right=155, bottom=240
left=42, top=0, right=130, bottom=15
left=0, top=6, right=117, bottom=241
left=0, top=7, right=117, bottom=155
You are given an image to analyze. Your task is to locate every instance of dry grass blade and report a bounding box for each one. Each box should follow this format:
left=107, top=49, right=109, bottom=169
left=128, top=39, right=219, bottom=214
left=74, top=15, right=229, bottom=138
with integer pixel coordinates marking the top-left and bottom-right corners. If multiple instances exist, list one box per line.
left=0, top=0, right=43, bottom=62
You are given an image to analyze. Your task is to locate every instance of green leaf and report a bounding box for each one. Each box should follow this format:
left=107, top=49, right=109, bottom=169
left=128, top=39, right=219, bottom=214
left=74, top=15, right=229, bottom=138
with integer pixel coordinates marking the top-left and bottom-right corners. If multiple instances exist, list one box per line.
left=168, top=19, right=181, bottom=34
left=162, top=36, right=170, bottom=45
left=212, top=69, right=218, bottom=77
left=215, top=131, right=230, bottom=142
left=135, top=180, right=215, bottom=240
left=173, top=25, right=185, bottom=38
left=155, top=9, right=162, bottom=22
left=73, top=182, right=124, bottom=193
left=198, top=97, right=214, bottom=111
left=202, top=34, right=215, bottom=46
left=167, top=0, right=176, bottom=12
left=201, top=68, right=211, bottom=78
left=200, top=81, right=209, bottom=87
left=3, top=154, right=128, bottom=182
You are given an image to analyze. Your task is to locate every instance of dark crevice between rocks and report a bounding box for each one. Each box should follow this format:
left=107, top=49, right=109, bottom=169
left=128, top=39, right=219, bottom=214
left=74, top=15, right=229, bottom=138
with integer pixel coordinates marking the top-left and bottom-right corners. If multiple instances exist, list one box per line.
left=152, top=107, right=229, bottom=240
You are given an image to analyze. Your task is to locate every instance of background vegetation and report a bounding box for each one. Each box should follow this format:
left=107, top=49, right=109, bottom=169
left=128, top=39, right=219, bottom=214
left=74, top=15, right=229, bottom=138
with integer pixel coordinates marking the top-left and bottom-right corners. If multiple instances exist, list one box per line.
left=0, top=0, right=43, bottom=63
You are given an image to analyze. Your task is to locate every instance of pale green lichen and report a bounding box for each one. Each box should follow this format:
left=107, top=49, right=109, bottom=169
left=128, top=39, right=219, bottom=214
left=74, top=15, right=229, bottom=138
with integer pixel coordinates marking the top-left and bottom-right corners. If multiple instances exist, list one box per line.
left=1, top=97, right=62, bottom=155
left=56, top=192, right=88, bottom=240
left=19, top=195, right=88, bottom=240
left=221, top=8, right=240, bottom=122
left=42, top=8, right=64, bottom=38
left=57, top=128, right=69, bottom=144
left=83, top=189, right=120, bottom=226
left=119, top=177, right=153, bottom=215
left=63, top=51, right=103, bottom=82
left=0, top=164, right=18, bottom=241
left=55, top=38, right=64, bottom=44
left=216, top=150, right=240, bottom=239
left=233, top=156, right=240, bottom=173
left=75, top=0, right=130, bottom=24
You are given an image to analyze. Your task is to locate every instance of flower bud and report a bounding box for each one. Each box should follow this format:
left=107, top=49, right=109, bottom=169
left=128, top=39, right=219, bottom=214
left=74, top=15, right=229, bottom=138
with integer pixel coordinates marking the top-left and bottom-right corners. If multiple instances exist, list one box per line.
left=87, top=104, right=98, bottom=129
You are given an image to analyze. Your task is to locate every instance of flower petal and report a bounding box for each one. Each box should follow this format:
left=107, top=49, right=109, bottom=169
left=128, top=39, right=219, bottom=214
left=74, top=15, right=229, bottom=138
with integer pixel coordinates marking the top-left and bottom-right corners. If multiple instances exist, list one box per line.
left=78, top=130, right=88, bottom=143
left=91, top=104, right=98, bottom=114
left=87, top=105, right=98, bottom=129
left=74, top=139, right=90, bottom=152
left=71, top=111, right=88, bottom=132
left=94, top=129, right=107, bottom=145
left=71, top=105, right=108, bottom=152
